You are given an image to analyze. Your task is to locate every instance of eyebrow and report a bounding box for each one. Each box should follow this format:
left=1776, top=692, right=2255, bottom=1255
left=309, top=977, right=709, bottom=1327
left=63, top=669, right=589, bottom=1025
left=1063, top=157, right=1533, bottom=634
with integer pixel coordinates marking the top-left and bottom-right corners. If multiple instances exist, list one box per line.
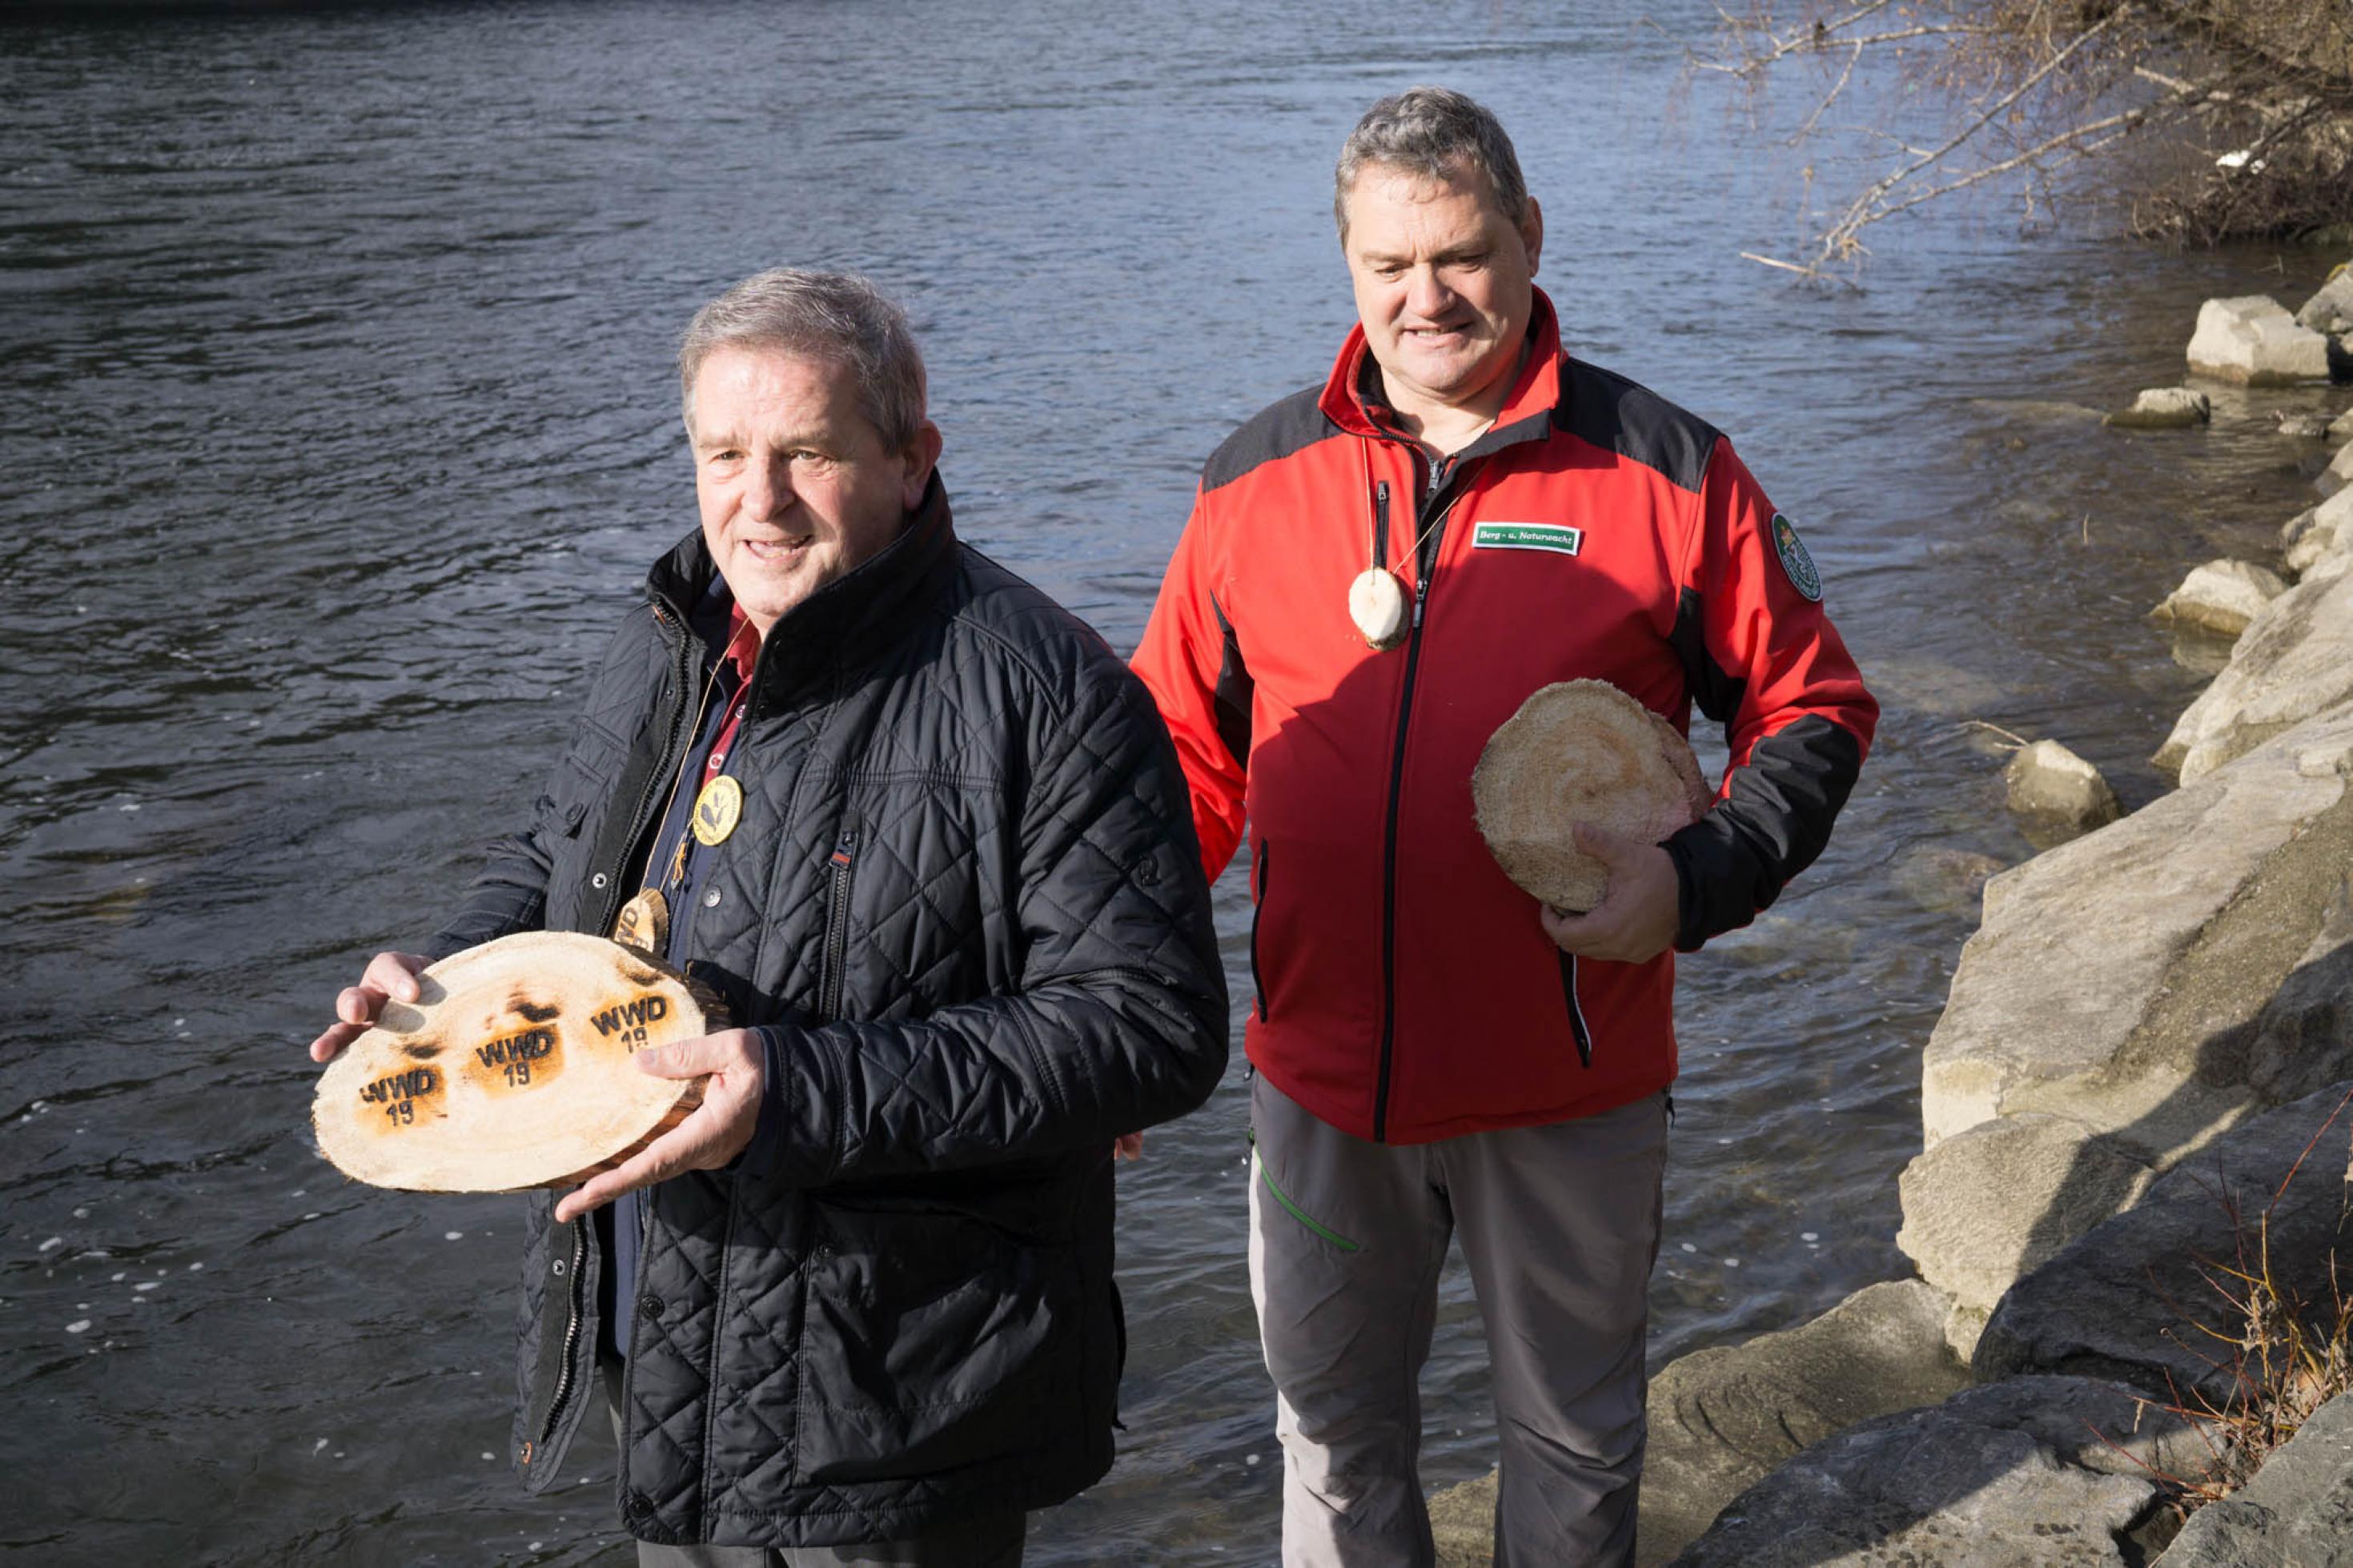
left=1359, top=241, right=1493, bottom=267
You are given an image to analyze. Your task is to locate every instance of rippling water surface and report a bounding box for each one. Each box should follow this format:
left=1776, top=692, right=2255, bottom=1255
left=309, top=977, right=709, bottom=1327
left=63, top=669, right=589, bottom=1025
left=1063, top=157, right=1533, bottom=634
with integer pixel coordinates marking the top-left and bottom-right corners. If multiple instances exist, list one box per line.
left=1, top=2, right=2343, bottom=1562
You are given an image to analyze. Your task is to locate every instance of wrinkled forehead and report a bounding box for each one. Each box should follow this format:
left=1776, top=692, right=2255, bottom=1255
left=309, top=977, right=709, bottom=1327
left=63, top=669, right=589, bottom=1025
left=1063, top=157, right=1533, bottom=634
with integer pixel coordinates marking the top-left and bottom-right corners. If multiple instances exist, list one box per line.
left=1340, top=159, right=1513, bottom=246
left=1346, top=159, right=1505, bottom=230
left=686, top=342, right=865, bottom=431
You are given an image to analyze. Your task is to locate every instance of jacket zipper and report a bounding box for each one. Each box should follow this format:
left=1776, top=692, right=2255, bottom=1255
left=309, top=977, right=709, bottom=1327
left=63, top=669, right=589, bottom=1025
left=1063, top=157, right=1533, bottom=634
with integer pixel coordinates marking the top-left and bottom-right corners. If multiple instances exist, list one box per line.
left=1370, top=455, right=1468, bottom=1144
left=588, top=604, right=697, bottom=936
left=552, top=604, right=693, bottom=1454
left=818, top=823, right=860, bottom=1019
left=536, top=1218, right=589, bottom=1450
left=1248, top=839, right=1270, bottom=1021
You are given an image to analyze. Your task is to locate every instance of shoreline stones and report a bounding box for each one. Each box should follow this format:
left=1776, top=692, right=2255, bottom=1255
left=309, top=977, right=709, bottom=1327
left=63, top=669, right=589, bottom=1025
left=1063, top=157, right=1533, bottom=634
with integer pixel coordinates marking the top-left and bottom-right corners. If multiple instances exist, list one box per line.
left=2321, top=437, right=2353, bottom=497
left=2150, top=558, right=2287, bottom=637
left=2155, top=1391, right=2353, bottom=1566
left=1639, top=1280, right=1970, bottom=1564
left=2187, top=295, right=2334, bottom=386
left=1665, top=1378, right=2204, bottom=1568
left=1905, top=702, right=2353, bottom=1329
left=2284, top=486, right=2353, bottom=576
left=2105, top=387, right=2210, bottom=429
left=2157, top=558, right=2353, bottom=782
left=2002, top=740, right=2122, bottom=836
left=2295, top=263, right=2353, bottom=336
left=1975, top=1083, right=2353, bottom=1410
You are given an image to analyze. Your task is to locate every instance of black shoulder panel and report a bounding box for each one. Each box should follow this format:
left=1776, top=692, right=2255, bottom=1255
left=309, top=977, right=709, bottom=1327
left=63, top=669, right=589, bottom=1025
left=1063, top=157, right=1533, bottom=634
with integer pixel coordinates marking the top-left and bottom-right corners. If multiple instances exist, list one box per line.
left=1556, top=359, right=1722, bottom=494
left=1201, top=385, right=1341, bottom=494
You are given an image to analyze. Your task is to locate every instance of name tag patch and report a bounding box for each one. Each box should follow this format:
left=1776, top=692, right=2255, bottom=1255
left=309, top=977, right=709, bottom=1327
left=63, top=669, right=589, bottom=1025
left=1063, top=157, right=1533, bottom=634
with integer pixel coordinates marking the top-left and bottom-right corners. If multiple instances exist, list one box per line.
left=1472, top=522, right=1582, bottom=555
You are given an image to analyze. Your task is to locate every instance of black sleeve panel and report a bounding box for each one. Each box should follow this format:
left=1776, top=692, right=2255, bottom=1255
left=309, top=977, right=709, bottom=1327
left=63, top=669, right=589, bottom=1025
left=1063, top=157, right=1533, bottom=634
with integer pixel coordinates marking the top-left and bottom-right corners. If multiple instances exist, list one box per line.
left=1668, top=584, right=1745, bottom=731
left=1211, top=592, right=1253, bottom=771
left=1663, top=714, right=1865, bottom=951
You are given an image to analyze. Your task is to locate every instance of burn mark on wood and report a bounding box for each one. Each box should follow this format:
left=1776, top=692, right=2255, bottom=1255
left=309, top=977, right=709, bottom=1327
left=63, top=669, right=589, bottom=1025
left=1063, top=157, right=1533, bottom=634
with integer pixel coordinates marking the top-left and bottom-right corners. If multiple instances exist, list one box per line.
left=618, top=963, right=663, bottom=989
left=511, top=997, right=560, bottom=1023
left=400, top=1040, right=444, bottom=1061
left=476, top=1029, right=556, bottom=1067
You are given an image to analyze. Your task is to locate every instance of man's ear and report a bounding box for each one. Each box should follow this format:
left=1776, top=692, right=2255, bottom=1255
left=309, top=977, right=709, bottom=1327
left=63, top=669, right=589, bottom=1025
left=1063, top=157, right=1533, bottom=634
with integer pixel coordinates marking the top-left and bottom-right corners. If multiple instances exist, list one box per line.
left=901, top=421, right=944, bottom=510
left=1521, top=196, right=1544, bottom=277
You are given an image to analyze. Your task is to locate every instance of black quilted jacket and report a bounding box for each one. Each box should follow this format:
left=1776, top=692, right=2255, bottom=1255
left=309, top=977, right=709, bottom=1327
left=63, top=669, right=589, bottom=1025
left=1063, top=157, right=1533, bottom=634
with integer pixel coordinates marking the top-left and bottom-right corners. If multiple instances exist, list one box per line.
left=424, top=479, right=1227, bottom=1547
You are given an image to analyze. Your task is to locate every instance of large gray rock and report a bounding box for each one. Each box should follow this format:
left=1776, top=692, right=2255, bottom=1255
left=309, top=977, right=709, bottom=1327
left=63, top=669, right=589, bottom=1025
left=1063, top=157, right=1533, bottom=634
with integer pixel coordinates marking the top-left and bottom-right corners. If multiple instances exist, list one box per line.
left=2151, top=558, right=2289, bottom=636
left=2106, top=387, right=2213, bottom=429
left=1977, top=1084, right=2353, bottom=1413
left=2004, top=740, right=2124, bottom=834
left=1426, top=1281, right=1971, bottom=1567
left=2282, top=486, right=2353, bottom=576
left=1905, top=707, right=2353, bottom=1314
left=2158, top=559, right=2353, bottom=782
left=1638, top=1280, right=1971, bottom=1564
left=1668, top=1377, right=2203, bottom=1567
left=2190, top=296, right=2334, bottom=386
left=2333, top=406, right=2353, bottom=442
left=1899, top=1115, right=2161, bottom=1324
left=2297, top=265, right=2353, bottom=336
left=2155, top=1390, right=2353, bottom=1566
left=2322, top=438, right=2353, bottom=498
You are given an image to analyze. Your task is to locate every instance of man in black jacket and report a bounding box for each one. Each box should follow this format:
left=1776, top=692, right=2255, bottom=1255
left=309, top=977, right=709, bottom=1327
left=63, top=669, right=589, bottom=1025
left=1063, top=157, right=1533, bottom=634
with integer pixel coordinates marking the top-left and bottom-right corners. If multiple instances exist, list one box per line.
left=308, top=268, right=1228, bottom=1565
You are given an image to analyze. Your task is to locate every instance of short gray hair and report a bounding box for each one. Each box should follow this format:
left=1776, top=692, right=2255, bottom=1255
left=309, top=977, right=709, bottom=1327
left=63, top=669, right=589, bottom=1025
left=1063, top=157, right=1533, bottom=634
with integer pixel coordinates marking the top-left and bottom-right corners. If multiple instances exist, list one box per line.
left=678, top=268, right=928, bottom=451
left=1333, top=86, right=1529, bottom=239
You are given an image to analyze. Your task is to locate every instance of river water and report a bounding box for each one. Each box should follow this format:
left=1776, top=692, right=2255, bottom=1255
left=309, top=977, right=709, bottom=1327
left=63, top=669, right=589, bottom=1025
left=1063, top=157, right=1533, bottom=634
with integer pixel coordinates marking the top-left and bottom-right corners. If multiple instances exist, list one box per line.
left=1, top=2, right=2343, bottom=1562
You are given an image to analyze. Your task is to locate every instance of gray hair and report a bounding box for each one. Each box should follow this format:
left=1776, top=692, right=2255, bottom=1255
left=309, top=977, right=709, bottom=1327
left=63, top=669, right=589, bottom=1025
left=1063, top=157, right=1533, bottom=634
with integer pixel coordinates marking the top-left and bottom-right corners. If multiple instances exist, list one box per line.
left=1333, top=86, right=1530, bottom=239
left=678, top=268, right=928, bottom=451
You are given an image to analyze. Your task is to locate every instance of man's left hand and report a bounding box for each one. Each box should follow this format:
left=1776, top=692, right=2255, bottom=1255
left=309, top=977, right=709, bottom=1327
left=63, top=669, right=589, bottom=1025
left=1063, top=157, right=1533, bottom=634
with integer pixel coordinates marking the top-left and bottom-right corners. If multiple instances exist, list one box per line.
left=552, top=1028, right=765, bottom=1223
left=1538, top=824, right=1680, bottom=964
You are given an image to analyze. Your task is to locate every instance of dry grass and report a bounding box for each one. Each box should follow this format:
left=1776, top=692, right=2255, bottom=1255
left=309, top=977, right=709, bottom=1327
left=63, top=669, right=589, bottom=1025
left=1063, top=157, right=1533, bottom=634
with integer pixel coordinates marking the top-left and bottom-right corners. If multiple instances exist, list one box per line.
left=2097, top=1084, right=2353, bottom=1521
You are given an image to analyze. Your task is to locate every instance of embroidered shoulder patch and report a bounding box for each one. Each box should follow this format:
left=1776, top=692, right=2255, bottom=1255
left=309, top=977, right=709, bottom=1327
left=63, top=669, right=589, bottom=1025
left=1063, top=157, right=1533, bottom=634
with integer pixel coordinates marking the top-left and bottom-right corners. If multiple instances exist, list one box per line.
left=1771, top=512, right=1823, bottom=602
left=1472, top=521, right=1582, bottom=555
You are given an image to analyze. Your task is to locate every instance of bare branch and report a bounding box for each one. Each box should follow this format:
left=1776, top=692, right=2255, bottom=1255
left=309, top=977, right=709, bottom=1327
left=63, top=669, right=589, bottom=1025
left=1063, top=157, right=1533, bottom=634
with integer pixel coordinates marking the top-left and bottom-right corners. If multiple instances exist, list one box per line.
left=1792, top=41, right=1868, bottom=143
left=1817, top=4, right=2138, bottom=259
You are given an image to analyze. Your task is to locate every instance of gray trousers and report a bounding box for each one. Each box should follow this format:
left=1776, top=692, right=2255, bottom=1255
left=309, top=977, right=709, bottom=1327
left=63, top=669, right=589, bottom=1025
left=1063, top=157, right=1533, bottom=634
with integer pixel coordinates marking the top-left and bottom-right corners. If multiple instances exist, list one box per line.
left=601, top=1359, right=1026, bottom=1567
left=1247, top=1073, right=1669, bottom=1568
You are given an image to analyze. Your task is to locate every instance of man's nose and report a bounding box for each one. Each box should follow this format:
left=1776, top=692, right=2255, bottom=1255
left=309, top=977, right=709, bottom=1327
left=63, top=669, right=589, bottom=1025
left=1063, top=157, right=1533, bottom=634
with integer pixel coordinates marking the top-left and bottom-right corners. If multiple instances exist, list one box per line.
left=1403, top=265, right=1453, bottom=320
left=743, top=454, right=795, bottom=520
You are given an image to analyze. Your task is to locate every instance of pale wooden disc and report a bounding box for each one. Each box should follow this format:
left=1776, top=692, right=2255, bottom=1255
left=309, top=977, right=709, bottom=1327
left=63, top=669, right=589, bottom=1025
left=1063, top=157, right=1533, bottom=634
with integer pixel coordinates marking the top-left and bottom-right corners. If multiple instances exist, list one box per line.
left=311, top=930, right=710, bottom=1193
left=1470, top=680, right=1713, bottom=914
left=1348, top=567, right=1409, bottom=649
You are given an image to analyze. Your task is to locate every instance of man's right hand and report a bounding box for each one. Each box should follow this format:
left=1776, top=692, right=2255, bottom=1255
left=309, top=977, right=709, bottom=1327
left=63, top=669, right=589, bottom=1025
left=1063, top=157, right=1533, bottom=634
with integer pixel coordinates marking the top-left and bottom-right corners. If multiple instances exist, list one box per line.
left=307, top=951, right=429, bottom=1063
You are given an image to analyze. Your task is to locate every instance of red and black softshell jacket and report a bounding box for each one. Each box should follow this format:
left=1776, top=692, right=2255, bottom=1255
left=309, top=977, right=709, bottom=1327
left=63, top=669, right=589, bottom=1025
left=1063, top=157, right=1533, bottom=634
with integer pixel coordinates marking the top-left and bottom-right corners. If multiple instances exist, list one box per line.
left=1132, top=290, right=1878, bottom=1145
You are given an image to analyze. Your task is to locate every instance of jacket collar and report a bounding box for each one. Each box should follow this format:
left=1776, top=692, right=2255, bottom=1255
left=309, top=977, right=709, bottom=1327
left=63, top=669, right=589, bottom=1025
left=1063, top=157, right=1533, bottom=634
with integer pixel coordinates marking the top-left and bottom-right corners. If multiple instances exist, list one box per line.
left=1316, top=286, right=1566, bottom=460
left=644, top=472, right=958, bottom=707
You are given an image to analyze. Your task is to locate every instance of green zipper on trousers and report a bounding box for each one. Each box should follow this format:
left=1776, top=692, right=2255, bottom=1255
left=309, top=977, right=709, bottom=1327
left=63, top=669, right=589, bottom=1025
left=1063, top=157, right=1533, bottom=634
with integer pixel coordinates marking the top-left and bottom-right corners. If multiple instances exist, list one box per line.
left=1247, top=1132, right=1361, bottom=1252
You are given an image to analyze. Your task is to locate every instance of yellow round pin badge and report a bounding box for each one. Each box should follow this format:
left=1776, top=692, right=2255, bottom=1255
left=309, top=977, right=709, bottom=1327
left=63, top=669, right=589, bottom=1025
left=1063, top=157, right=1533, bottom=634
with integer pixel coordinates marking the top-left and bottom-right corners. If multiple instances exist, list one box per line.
left=691, top=776, right=743, bottom=846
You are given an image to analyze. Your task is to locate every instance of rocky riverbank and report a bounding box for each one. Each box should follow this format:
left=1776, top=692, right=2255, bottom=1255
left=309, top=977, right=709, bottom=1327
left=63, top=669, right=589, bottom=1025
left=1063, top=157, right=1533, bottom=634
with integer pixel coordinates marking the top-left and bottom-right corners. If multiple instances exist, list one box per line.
left=1431, top=259, right=2353, bottom=1567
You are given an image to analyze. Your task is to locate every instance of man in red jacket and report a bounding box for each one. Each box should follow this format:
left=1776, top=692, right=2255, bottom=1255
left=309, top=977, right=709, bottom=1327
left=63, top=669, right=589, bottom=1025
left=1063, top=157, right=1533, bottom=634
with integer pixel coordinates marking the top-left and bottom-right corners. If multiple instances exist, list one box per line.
left=1131, top=88, right=1877, bottom=1566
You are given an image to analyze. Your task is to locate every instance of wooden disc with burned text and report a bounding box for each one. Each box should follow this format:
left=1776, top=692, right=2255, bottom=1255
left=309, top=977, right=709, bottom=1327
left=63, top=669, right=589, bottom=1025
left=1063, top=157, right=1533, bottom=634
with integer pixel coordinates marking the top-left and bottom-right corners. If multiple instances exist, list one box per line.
left=312, top=931, right=710, bottom=1193
left=1471, top=679, right=1713, bottom=915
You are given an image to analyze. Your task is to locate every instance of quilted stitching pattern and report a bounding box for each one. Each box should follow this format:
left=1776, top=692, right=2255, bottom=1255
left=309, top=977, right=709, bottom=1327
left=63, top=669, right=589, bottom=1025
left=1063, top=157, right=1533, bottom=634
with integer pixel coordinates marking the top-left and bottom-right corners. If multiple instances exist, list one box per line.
left=462, top=515, right=1226, bottom=1545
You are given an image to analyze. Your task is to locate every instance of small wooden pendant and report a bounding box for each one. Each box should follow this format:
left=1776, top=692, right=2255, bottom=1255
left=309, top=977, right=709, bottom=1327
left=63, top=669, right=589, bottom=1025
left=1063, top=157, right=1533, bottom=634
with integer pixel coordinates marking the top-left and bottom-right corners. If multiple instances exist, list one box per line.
left=1348, top=567, right=1410, bottom=651
left=611, top=888, right=669, bottom=956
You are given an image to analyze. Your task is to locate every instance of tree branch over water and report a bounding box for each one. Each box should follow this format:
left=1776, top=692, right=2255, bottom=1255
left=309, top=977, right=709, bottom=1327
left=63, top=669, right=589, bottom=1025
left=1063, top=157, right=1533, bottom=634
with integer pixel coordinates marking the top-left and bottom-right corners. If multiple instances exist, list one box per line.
left=1701, top=0, right=2353, bottom=271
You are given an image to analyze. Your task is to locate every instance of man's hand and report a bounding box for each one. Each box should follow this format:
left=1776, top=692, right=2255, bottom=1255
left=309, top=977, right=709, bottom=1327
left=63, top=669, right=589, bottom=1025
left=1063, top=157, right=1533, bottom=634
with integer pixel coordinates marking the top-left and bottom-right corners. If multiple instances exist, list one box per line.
left=307, top=951, right=430, bottom=1063
left=1113, top=1133, right=1145, bottom=1161
left=1538, top=824, right=1680, bottom=964
left=552, top=1029, right=766, bottom=1223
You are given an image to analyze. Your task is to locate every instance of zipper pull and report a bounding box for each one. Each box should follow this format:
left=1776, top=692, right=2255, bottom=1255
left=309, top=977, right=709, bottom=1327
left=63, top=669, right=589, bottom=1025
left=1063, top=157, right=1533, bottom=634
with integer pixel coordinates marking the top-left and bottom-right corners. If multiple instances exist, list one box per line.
left=1372, top=480, right=1391, bottom=566
left=829, top=828, right=857, bottom=868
